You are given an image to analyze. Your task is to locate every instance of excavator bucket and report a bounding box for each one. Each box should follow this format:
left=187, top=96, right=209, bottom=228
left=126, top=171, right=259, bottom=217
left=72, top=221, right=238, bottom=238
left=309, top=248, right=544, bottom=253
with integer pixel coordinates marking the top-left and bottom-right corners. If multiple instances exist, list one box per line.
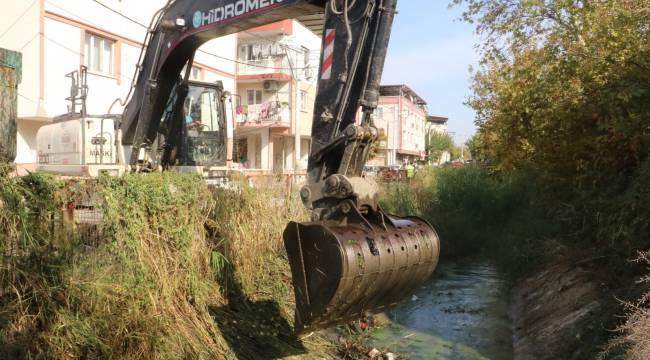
left=284, top=215, right=440, bottom=333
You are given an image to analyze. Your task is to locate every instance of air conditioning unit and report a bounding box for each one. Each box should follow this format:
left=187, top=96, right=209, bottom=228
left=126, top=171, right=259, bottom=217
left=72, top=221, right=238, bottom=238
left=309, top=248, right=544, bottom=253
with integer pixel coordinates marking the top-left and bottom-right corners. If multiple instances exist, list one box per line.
left=263, top=80, right=278, bottom=92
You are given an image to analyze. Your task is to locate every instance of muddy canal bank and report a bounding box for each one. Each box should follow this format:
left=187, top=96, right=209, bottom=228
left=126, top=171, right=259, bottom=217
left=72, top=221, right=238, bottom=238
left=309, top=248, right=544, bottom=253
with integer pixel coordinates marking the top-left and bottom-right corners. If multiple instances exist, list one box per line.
left=511, top=259, right=622, bottom=360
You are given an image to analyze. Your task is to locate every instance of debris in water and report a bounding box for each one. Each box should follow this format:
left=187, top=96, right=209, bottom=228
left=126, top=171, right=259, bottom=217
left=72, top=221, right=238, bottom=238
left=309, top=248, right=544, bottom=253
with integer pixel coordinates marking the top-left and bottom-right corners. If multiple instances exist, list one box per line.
left=367, top=348, right=381, bottom=358
left=359, top=319, right=369, bottom=331
left=299, top=331, right=314, bottom=340
left=385, top=352, right=396, bottom=360
left=411, top=294, right=419, bottom=301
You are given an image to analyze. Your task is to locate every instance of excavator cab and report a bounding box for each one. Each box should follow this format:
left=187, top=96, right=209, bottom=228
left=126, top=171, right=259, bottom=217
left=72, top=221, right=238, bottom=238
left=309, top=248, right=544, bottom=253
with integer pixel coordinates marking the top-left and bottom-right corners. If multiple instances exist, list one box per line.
left=181, top=81, right=227, bottom=167
left=155, top=80, right=228, bottom=169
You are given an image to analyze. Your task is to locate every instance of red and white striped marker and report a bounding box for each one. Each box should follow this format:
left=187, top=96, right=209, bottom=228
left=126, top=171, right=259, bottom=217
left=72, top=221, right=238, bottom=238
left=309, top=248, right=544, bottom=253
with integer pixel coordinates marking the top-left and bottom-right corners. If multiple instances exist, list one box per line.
left=321, top=28, right=335, bottom=80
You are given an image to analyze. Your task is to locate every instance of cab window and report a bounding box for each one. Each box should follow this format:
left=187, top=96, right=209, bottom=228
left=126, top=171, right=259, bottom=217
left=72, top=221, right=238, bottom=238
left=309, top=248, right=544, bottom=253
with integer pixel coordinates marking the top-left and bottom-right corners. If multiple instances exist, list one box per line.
left=184, top=86, right=223, bottom=132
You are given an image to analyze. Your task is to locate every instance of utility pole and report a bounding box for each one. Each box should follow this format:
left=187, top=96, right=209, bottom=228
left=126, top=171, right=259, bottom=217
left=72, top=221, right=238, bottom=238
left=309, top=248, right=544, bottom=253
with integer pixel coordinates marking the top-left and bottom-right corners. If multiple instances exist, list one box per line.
left=282, top=43, right=301, bottom=187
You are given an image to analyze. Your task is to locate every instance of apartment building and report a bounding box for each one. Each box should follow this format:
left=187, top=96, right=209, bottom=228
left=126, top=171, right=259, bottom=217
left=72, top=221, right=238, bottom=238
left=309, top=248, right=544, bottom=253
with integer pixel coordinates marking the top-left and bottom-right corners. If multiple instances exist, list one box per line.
left=427, top=115, right=448, bottom=135
left=233, top=19, right=321, bottom=175
left=0, top=0, right=320, bottom=176
left=370, top=84, right=429, bottom=166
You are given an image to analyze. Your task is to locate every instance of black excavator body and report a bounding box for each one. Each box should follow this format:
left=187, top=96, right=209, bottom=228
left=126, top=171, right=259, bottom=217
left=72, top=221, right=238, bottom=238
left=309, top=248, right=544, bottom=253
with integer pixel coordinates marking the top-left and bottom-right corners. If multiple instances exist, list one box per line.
left=120, top=0, right=440, bottom=333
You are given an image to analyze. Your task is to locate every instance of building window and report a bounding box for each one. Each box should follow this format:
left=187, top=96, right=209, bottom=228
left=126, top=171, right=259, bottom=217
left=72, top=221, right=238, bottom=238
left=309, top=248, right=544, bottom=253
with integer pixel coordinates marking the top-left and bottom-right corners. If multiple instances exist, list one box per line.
left=302, top=46, right=310, bottom=67
left=247, top=89, right=263, bottom=105
left=84, top=33, right=114, bottom=75
left=300, top=90, right=308, bottom=112
left=239, top=44, right=256, bottom=61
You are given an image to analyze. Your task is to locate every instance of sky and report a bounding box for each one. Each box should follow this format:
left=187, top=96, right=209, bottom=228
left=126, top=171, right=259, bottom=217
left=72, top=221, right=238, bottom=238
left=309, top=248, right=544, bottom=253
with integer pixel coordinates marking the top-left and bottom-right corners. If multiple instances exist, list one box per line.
left=381, top=1, right=480, bottom=145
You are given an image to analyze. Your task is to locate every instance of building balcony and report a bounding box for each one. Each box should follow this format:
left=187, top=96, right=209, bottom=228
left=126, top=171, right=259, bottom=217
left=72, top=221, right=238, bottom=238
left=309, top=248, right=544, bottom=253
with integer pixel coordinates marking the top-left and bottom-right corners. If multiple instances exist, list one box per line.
left=235, top=102, right=291, bottom=129
left=237, top=57, right=293, bottom=80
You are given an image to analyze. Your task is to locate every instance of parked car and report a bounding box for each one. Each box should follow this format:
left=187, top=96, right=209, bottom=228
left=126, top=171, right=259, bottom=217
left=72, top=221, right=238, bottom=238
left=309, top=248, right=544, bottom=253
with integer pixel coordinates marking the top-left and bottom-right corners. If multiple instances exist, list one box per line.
left=451, top=160, right=465, bottom=168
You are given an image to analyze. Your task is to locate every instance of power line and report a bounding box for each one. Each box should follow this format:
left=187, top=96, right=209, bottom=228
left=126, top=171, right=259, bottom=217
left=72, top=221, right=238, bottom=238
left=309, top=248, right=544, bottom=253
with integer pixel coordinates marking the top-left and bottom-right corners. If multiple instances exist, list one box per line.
left=91, top=0, right=319, bottom=54
left=18, top=33, right=41, bottom=52
left=90, top=0, right=145, bottom=29
left=0, top=0, right=39, bottom=41
left=18, top=92, right=37, bottom=103
left=84, top=0, right=318, bottom=71
left=43, top=35, right=134, bottom=82
left=91, top=0, right=319, bottom=53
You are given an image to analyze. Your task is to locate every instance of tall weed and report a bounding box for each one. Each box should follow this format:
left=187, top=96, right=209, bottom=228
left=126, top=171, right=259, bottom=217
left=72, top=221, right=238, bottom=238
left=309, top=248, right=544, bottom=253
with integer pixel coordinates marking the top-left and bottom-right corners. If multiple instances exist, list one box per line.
left=380, top=166, right=556, bottom=269
left=0, top=172, right=332, bottom=359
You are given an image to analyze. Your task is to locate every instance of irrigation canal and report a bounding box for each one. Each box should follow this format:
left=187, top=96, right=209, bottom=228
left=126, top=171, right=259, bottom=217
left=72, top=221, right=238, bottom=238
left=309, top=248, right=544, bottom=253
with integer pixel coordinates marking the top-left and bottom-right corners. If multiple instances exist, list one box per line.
left=370, top=257, right=513, bottom=359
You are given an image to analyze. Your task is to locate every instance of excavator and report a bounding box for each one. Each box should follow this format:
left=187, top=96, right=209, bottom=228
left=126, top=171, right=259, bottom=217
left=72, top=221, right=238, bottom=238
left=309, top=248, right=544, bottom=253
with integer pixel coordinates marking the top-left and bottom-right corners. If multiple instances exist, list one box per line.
left=40, top=0, right=441, bottom=334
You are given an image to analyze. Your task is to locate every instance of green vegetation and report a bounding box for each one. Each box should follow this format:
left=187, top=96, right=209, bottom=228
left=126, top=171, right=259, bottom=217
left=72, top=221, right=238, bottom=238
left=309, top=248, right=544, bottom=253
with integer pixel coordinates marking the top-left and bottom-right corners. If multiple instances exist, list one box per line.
left=380, top=167, right=553, bottom=269
left=455, top=0, right=650, bottom=189
left=380, top=161, right=650, bottom=356
left=443, top=0, right=650, bottom=355
left=464, top=135, right=485, bottom=162
left=426, top=132, right=471, bottom=163
left=379, top=1, right=650, bottom=353
left=426, top=132, right=453, bottom=164
left=0, top=171, right=340, bottom=359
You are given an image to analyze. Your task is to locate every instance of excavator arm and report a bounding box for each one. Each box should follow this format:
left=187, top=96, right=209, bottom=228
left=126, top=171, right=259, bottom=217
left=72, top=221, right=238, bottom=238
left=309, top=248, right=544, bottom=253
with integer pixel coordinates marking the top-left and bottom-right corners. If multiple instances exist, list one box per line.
left=121, top=0, right=440, bottom=333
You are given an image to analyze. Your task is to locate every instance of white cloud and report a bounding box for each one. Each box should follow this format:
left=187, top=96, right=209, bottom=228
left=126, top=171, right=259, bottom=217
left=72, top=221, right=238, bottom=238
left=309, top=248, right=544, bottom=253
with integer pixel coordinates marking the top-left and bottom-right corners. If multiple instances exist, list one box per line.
left=382, top=34, right=479, bottom=86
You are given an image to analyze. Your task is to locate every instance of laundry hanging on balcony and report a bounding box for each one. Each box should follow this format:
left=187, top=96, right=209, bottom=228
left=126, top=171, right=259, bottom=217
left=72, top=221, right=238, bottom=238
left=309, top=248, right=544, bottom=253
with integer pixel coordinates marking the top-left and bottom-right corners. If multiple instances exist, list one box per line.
left=252, top=44, right=262, bottom=60
left=236, top=104, right=248, bottom=115
left=260, top=101, right=272, bottom=119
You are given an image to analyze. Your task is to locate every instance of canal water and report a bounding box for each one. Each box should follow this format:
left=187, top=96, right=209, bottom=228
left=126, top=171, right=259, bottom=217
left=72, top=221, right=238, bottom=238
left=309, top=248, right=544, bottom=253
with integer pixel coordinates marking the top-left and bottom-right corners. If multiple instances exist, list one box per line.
left=370, top=258, right=513, bottom=359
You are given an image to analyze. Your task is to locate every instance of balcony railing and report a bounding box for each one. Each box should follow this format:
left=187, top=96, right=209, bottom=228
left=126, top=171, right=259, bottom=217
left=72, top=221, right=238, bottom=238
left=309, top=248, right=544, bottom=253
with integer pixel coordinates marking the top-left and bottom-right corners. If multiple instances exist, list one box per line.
left=235, top=101, right=290, bottom=127
left=237, top=56, right=293, bottom=77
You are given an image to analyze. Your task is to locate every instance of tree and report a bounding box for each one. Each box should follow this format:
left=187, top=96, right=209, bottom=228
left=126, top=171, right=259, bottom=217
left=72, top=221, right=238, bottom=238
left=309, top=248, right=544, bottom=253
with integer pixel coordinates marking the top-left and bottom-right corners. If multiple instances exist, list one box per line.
left=427, top=132, right=453, bottom=164
left=453, top=0, right=650, bottom=188
left=465, top=134, right=483, bottom=162
left=450, top=144, right=470, bottom=162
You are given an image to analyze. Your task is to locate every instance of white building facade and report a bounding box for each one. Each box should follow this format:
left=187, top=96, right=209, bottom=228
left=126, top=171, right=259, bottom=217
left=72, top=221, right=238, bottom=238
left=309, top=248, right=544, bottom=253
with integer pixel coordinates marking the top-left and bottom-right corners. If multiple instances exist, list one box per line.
left=233, top=19, right=321, bottom=175
left=0, top=0, right=320, bottom=176
left=370, top=85, right=428, bottom=167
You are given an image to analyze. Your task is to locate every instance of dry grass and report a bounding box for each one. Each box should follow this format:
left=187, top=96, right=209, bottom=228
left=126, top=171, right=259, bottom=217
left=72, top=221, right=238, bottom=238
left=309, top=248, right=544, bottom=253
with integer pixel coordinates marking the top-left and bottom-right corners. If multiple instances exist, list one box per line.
left=208, top=181, right=307, bottom=298
left=0, top=172, right=336, bottom=359
left=603, top=251, right=650, bottom=359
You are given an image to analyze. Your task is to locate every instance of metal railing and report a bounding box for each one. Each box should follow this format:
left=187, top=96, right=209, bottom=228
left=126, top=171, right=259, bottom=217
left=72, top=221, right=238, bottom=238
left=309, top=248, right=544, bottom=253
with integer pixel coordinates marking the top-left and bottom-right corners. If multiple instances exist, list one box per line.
left=235, top=101, right=290, bottom=125
left=237, top=57, right=293, bottom=76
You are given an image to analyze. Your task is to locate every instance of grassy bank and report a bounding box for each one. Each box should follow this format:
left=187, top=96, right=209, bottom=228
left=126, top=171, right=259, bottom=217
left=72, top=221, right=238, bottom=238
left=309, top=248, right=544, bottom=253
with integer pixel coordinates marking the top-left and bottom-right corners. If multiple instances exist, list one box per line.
left=380, top=164, right=650, bottom=356
left=0, top=171, right=338, bottom=359
left=379, top=166, right=555, bottom=269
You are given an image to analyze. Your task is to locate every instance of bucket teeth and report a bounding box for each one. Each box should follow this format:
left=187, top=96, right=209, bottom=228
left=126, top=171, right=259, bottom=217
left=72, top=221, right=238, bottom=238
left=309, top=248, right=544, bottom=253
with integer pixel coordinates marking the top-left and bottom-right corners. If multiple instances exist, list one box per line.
left=283, top=216, right=440, bottom=333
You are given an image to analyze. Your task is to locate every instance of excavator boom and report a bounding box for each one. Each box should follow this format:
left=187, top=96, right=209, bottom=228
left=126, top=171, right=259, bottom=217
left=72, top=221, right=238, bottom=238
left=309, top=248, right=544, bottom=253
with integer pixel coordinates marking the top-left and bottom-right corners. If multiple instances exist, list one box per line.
left=122, top=0, right=440, bottom=333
